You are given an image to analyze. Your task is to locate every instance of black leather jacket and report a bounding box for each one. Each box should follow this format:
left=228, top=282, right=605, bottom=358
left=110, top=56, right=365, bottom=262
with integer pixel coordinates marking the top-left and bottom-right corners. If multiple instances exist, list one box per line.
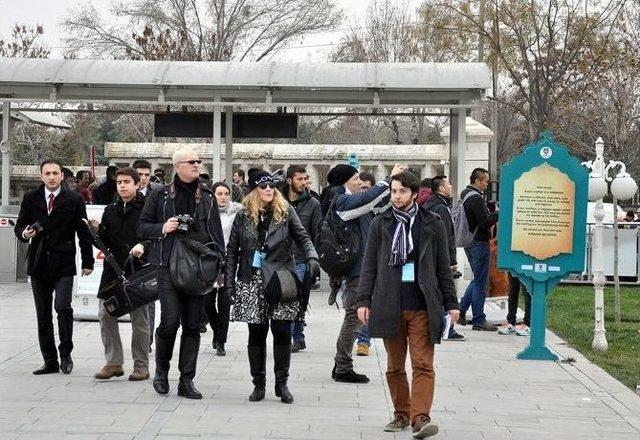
left=225, top=206, right=318, bottom=295
left=137, top=182, right=225, bottom=267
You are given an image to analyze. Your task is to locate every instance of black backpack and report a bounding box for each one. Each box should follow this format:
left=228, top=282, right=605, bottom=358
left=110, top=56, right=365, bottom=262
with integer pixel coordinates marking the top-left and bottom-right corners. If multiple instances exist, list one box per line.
left=316, top=200, right=361, bottom=278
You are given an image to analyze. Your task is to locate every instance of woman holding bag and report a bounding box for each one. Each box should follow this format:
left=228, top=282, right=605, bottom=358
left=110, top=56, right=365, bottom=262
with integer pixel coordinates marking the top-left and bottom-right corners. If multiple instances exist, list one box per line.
left=226, top=170, right=320, bottom=404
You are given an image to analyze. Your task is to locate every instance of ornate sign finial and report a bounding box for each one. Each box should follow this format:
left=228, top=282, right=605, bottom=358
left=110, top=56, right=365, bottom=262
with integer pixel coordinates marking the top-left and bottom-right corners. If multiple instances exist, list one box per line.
left=540, top=130, right=553, bottom=141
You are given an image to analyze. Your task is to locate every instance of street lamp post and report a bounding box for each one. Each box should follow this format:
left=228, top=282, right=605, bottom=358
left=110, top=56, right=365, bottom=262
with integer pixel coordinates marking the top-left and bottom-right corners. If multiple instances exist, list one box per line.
left=582, top=137, right=638, bottom=352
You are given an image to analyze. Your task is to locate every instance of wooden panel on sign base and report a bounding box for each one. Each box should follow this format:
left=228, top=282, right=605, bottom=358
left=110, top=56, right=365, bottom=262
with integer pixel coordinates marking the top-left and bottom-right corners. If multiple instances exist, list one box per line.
left=511, top=162, right=575, bottom=260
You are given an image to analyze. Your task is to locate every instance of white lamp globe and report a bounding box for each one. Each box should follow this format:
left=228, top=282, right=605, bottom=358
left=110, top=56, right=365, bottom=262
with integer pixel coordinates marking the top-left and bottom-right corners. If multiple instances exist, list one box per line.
left=610, top=173, right=638, bottom=201
left=588, top=175, right=608, bottom=201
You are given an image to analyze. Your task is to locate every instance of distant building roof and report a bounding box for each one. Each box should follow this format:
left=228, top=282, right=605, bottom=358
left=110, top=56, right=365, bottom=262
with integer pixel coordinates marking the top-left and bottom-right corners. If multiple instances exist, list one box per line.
left=11, top=110, right=71, bottom=129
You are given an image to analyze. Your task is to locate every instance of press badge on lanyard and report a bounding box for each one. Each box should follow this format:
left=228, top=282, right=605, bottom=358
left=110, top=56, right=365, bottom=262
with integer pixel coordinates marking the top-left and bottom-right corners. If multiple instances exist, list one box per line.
left=402, top=261, right=415, bottom=282
left=252, top=251, right=266, bottom=269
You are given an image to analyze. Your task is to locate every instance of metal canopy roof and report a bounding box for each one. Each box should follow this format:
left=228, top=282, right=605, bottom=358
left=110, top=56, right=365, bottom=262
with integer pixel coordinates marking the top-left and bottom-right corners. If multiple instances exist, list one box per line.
left=0, top=58, right=490, bottom=108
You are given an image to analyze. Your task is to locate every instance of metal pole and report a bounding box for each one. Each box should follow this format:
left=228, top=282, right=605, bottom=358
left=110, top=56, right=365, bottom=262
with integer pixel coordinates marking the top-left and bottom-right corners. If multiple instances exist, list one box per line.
left=592, top=197, right=608, bottom=351
left=212, top=99, right=222, bottom=182
left=591, top=138, right=608, bottom=352
left=1, top=102, right=11, bottom=207
left=613, top=197, right=621, bottom=323
left=225, top=106, right=233, bottom=183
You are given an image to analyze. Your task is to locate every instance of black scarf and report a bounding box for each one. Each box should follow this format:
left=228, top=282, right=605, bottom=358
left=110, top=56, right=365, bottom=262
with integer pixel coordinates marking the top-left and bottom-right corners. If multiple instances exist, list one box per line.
left=389, top=203, right=419, bottom=266
left=173, top=174, right=199, bottom=215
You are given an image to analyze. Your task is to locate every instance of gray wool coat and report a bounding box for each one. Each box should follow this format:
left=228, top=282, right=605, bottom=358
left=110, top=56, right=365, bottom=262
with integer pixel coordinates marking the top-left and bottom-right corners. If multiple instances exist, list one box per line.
left=356, top=206, right=459, bottom=344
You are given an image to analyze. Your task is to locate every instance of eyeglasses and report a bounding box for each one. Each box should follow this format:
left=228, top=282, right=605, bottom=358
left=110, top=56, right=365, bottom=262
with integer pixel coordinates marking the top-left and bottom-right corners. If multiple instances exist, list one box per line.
left=258, top=182, right=276, bottom=189
left=178, top=160, right=202, bottom=165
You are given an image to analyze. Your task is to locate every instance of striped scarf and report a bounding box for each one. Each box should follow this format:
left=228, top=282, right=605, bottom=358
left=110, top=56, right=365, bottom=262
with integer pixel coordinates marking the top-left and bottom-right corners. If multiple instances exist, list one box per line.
left=389, top=203, right=418, bottom=266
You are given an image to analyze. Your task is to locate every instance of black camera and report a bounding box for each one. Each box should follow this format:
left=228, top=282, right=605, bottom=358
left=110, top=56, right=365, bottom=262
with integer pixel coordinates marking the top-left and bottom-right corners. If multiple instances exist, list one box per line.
left=31, top=221, right=43, bottom=233
left=175, top=214, right=195, bottom=232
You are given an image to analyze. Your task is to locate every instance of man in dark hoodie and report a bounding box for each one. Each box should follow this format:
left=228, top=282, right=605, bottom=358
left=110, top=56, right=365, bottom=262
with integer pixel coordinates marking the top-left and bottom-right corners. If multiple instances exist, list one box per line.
left=458, top=168, right=499, bottom=331
left=425, top=175, right=465, bottom=341
left=93, top=165, right=119, bottom=205
left=283, top=165, right=322, bottom=353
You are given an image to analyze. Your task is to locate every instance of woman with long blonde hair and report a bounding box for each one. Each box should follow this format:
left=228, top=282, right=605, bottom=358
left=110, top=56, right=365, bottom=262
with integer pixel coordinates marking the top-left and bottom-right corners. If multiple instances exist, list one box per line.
left=225, top=170, right=320, bottom=404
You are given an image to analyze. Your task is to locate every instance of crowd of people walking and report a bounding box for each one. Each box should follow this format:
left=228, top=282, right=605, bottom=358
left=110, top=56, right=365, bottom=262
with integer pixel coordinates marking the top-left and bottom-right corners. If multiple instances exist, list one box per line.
left=15, top=148, right=530, bottom=439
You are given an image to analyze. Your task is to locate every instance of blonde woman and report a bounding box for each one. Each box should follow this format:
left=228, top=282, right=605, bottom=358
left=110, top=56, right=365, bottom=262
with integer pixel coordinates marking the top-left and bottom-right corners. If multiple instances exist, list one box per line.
left=225, top=170, right=320, bottom=404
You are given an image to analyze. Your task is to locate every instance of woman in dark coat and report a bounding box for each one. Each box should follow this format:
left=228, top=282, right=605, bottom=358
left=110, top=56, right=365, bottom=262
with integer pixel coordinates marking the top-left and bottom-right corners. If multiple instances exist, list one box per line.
left=225, top=170, right=320, bottom=404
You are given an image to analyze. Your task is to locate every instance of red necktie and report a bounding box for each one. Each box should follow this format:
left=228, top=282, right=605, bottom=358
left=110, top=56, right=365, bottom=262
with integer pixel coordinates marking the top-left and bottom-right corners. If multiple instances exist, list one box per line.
left=48, top=193, right=55, bottom=214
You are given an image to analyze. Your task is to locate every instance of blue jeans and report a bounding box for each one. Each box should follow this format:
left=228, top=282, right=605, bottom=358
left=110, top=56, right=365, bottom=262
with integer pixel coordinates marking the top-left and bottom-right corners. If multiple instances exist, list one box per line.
left=460, top=241, right=490, bottom=325
left=291, top=263, right=306, bottom=342
left=356, top=323, right=370, bottom=346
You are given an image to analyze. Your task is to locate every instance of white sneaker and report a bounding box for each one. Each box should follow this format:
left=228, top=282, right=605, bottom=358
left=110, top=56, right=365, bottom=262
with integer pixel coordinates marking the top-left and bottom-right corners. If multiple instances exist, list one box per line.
left=497, top=324, right=516, bottom=335
left=516, top=325, right=531, bottom=336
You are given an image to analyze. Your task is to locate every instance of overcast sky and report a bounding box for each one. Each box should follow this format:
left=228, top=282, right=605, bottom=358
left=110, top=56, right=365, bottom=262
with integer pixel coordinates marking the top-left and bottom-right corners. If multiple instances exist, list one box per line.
left=0, top=0, right=424, bottom=61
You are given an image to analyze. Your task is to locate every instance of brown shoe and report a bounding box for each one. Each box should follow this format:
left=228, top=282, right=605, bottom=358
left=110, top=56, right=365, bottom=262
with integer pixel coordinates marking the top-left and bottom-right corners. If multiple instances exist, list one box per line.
left=384, top=414, right=410, bottom=432
left=128, top=368, right=150, bottom=381
left=356, top=343, right=370, bottom=356
left=412, top=416, right=439, bottom=438
left=94, top=364, right=124, bottom=380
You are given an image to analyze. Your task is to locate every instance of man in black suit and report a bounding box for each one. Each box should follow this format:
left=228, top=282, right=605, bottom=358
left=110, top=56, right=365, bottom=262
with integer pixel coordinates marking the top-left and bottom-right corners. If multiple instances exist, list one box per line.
left=15, top=159, right=95, bottom=375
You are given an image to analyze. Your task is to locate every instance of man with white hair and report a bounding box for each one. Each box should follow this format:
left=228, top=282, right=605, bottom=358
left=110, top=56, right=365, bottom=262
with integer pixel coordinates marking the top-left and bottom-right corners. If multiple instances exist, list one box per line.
left=138, top=147, right=225, bottom=399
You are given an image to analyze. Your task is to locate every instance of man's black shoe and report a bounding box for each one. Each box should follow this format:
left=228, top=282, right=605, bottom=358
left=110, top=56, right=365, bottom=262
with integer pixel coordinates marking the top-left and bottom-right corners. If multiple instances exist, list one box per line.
left=472, top=321, right=498, bottom=332
left=291, top=340, right=306, bottom=353
left=447, top=331, right=466, bottom=341
left=216, top=343, right=226, bottom=357
left=177, top=379, right=203, bottom=399
left=60, top=356, right=73, bottom=375
left=33, top=363, right=59, bottom=375
left=457, top=314, right=467, bottom=326
left=333, top=369, right=370, bottom=383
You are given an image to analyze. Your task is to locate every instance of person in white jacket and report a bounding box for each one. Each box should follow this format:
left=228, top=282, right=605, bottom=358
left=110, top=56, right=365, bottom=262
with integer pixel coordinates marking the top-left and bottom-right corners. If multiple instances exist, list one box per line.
left=203, top=182, right=243, bottom=356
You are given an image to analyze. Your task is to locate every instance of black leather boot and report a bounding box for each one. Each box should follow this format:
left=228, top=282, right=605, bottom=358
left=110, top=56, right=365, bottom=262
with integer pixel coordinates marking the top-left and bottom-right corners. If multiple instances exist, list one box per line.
left=177, top=332, right=202, bottom=399
left=153, top=329, right=175, bottom=395
left=274, top=343, right=294, bottom=404
left=248, top=345, right=266, bottom=402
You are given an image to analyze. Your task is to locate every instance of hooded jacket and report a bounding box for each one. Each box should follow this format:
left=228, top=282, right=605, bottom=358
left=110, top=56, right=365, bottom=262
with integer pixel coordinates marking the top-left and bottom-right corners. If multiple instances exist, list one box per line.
left=285, top=187, right=322, bottom=265
left=424, top=193, right=457, bottom=266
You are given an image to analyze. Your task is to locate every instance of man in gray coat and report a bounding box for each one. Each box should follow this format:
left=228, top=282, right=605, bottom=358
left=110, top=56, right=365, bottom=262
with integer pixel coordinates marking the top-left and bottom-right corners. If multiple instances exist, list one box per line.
left=356, top=171, right=459, bottom=439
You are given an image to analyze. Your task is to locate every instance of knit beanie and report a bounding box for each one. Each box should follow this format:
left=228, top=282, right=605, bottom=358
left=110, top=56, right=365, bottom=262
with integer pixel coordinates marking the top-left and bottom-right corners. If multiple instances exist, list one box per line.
left=327, top=164, right=358, bottom=186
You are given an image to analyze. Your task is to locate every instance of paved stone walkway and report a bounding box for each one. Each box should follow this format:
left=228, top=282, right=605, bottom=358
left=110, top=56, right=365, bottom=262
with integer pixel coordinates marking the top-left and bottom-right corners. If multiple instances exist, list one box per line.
left=1, top=281, right=639, bottom=439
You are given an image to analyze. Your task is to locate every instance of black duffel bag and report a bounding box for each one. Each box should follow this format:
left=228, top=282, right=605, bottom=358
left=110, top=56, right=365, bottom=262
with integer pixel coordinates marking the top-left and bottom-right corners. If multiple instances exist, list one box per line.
left=169, top=236, right=222, bottom=296
left=101, top=257, right=159, bottom=318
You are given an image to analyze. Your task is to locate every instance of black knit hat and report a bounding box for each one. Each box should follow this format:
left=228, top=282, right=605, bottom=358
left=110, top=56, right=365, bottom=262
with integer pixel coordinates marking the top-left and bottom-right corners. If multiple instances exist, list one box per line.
left=327, top=164, right=358, bottom=186
left=248, top=169, right=274, bottom=190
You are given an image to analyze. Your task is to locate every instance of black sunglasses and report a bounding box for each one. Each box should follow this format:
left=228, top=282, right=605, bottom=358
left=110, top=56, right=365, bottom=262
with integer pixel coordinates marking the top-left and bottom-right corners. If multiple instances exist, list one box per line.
left=178, top=160, right=202, bottom=165
left=258, top=182, right=276, bottom=189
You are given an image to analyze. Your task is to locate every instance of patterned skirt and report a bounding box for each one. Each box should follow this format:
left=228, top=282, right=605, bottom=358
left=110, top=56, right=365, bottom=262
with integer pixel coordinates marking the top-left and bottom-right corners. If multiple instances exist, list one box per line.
left=230, top=272, right=301, bottom=324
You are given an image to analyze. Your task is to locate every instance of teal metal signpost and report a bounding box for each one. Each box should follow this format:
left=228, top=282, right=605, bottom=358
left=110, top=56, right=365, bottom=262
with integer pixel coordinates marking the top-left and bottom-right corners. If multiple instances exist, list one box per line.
left=497, top=131, right=588, bottom=361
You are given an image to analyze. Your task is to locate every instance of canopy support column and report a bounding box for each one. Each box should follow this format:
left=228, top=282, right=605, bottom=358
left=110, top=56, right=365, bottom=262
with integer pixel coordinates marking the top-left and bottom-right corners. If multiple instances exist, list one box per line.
left=225, top=106, right=233, bottom=182
left=449, top=109, right=467, bottom=198
left=212, top=100, right=222, bottom=182
left=1, top=102, right=11, bottom=207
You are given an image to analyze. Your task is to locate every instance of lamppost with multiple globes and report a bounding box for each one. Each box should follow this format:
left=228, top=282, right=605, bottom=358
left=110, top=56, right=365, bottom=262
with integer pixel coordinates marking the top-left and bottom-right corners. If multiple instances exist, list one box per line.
left=582, top=137, right=638, bottom=352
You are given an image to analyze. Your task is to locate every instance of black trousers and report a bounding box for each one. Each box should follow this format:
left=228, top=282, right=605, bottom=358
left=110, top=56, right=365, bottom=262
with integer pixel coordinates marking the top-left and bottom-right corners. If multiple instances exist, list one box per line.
left=248, top=320, right=292, bottom=346
left=203, top=288, right=231, bottom=344
left=507, top=273, right=531, bottom=327
left=156, top=267, right=204, bottom=377
left=30, top=276, right=75, bottom=364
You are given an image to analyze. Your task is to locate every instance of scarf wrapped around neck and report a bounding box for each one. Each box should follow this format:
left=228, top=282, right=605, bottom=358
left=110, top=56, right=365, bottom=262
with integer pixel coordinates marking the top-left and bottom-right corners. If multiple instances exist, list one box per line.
left=389, top=203, right=419, bottom=266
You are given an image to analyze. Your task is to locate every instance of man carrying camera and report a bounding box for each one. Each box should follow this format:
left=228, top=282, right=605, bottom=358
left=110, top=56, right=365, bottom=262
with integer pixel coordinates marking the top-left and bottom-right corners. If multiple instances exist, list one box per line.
left=138, top=147, right=225, bottom=399
left=14, top=159, right=94, bottom=375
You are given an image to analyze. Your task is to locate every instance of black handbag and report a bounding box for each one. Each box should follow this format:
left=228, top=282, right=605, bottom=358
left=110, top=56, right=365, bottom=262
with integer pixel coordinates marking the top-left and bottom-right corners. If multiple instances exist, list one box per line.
left=169, top=236, right=222, bottom=296
left=101, top=257, right=159, bottom=318
left=88, top=223, right=159, bottom=318
left=264, top=268, right=301, bottom=311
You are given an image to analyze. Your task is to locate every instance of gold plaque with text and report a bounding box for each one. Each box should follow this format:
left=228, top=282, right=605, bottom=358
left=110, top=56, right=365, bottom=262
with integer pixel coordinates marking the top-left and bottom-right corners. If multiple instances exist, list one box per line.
left=511, top=163, right=575, bottom=260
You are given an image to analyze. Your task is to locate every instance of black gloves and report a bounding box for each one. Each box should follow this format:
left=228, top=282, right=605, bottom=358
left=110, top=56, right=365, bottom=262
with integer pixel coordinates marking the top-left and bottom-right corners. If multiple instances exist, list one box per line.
left=306, top=258, right=321, bottom=283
